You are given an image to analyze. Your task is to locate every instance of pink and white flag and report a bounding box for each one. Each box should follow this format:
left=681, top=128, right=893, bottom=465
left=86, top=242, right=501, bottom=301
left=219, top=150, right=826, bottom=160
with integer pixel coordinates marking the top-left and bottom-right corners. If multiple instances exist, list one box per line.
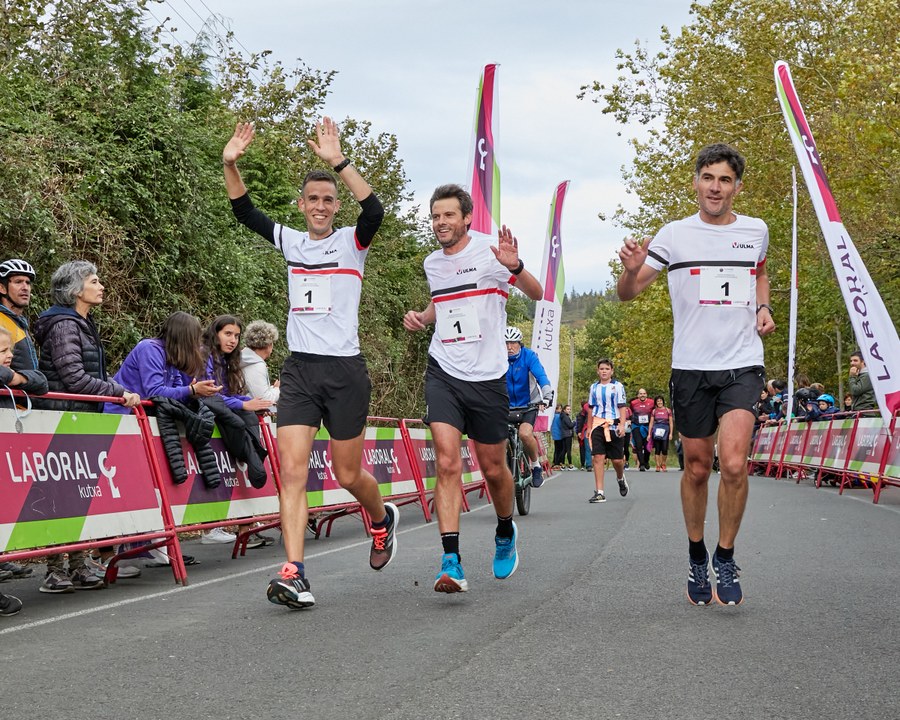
left=467, top=64, right=501, bottom=236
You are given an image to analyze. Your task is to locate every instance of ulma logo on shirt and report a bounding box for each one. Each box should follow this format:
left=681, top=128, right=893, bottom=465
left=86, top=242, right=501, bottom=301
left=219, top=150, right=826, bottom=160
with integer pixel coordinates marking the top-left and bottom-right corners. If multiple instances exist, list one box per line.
left=456, top=267, right=477, bottom=275
left=732, top=242, right=755, bottom=249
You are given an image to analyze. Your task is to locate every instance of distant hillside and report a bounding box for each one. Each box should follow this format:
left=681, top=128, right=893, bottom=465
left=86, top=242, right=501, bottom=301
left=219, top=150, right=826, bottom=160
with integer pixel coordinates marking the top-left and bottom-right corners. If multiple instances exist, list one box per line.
left=561, top=288, right=613, bottom=327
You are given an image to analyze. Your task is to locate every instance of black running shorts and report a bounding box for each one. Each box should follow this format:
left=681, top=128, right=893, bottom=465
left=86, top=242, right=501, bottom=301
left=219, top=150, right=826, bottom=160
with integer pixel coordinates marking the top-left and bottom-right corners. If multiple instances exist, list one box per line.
left=424, top=356, right=508, bottom=445
left=590, top=425, right=625, bottom=460
left=277, top=352, right=370, bottom=440
left=670, top=365, right=765, bottom=439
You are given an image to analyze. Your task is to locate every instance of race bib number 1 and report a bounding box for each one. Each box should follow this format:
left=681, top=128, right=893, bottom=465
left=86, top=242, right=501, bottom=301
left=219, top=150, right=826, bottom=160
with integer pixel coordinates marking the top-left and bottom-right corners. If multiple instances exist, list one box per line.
left=699, top=267, right=752, bottom=306
left=436, top=304, right=481, bottom=344
left=290, top=274, right=332, bottom=314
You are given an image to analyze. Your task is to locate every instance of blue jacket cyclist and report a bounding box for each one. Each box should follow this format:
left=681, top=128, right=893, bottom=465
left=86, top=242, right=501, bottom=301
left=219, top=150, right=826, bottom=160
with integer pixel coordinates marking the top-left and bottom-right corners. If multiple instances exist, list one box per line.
left=504, top=326, right=553, bottom=487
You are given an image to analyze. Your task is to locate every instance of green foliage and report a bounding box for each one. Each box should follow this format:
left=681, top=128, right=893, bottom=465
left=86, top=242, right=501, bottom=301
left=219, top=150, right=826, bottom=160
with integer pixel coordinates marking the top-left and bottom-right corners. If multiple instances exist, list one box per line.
left=580, top=0, right=900, bottom=395
left=0, top=0, right=430, bottom=417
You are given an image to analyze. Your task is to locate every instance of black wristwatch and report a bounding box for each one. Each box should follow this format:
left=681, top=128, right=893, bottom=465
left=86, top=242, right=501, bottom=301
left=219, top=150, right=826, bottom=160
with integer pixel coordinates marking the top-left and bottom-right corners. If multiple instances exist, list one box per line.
left=756, top=303, right=773, bottom=315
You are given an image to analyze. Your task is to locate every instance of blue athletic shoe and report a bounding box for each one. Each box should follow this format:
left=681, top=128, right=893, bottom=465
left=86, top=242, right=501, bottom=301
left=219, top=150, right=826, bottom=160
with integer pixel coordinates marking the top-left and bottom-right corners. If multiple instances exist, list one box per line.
left=493, top=521, right=519, bottom=580
left=531, top=466, right=544, bottom=488
left=434, top=553, right=468, bottom=593
left=687, top=554, right=712, bottom=606
left=712, top=552, right=743, bottom=606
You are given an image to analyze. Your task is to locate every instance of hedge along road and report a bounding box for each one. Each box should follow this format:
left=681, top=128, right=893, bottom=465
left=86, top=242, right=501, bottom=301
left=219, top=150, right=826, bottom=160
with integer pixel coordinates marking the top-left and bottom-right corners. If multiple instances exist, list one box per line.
left=1, top=469, right=898, bottom=720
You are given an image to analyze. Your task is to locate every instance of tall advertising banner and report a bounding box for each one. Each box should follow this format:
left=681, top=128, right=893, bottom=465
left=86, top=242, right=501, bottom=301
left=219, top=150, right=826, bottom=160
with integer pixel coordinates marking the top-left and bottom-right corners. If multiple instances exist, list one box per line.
left=467, top=63, right=501, bottom=236
left=775, top=61, right=900, bottom=424
left=532, top=181, right=569, bottom=432
left=786, top=166, right=799, bottom=421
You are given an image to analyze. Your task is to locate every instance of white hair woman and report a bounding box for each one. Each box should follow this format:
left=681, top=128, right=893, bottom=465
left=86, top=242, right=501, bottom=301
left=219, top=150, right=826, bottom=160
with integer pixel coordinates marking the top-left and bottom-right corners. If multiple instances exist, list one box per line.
left=239, top=319, right=280, bottom=411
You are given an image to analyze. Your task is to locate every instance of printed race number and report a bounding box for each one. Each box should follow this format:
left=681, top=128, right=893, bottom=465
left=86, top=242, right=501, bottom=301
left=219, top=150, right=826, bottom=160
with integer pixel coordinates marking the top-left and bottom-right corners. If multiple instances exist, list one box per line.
left=436, top=303, right=481, bottom=344
left=289, top=274, right=332, bottom=314
left=699, top=267, right=752, bottom=306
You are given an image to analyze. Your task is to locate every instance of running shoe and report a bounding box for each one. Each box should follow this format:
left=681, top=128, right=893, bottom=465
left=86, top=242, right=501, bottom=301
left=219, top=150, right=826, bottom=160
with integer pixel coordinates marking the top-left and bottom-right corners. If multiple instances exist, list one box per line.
left=588, top=490, right=606, bottom=503
left=618, top=476, right=629, bottom=497
left=267, top=563, right=315, bottom=609
left=433, top=553, right=468, bottom=593
left=712, top=552, right=743, bottom=606
left=531, top=466, right=544, bottom=488
left=69, top=566, right=104, bottom=590
left=85, top=554, right=141, bottom=580
left=39, top=569, right=74, bottom=593
left=687, top=554, right=713, bottom=606
left=0, top=593, right=23, bottom=617
left=493, top=522, right=519, bottom=580
left=369, top=502, right=399, bottom=571
left=0, top=569, right=12, bottom=582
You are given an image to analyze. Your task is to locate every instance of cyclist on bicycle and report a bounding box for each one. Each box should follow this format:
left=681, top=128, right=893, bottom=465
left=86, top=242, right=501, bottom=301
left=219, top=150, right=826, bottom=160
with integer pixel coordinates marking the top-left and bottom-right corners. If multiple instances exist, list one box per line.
left=505, top=326, right=554, bottom=488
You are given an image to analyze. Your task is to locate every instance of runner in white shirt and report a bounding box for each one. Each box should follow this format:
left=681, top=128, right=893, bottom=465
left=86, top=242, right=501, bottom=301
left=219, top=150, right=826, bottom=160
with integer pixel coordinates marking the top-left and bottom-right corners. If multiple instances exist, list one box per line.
left=617, top=143, right=776, bottom=607
left=223, top=119, right=398, bottom=611
left=403, top=184, right=543, bottom=593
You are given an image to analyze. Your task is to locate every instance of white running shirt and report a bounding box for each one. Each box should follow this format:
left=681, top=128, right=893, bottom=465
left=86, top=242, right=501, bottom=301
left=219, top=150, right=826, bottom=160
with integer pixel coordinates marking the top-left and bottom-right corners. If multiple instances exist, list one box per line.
left=273, top=224, right=367, bottom=356
left=425, top=233, right=518, bottom=382
left=644, top=213, right=769, bottom=371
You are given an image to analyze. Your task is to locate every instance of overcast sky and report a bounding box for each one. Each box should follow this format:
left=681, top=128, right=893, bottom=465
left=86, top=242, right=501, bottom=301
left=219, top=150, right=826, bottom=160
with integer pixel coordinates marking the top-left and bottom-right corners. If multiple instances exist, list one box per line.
left=157, top=0, right=696, bottom=293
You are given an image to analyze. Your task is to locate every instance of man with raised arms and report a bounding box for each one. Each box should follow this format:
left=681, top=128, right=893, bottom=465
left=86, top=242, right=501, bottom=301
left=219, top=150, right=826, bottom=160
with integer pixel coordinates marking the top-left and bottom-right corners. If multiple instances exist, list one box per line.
left=617, top=143, right=775, bottom=607
left=403, top=184, right=543, bottom=593
left=223, top=119, right=398, bottom=610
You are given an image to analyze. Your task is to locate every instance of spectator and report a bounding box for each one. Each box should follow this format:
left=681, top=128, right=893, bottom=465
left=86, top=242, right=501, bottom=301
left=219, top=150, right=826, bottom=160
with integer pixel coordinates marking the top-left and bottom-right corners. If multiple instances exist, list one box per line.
left=805, top=393, right=839, bottom=422
left=0, top=325, right=47, bottom=402
left=849, top=350, right=877, bottom=411
left=560, top=404, right=575, bottom=469
left=240, top=320, right=280, bottom=411
left=842, top=393, right=853, bottom=413
left=32, top=261, right=141, bottom=591
left=648, top=395, right=673, bottom=472
left=793, top=373, right=817, bottom=419
left=576, top=401, right=593, bottom=470
left=551, top=404, right=564, bottom=468
left=754, top=389, right=776, bottom=431
left=33, top=261, right=140, bottom=412
left=767, top=379, right=787, bottom=422
left=199, top=315, right=272, bottom=546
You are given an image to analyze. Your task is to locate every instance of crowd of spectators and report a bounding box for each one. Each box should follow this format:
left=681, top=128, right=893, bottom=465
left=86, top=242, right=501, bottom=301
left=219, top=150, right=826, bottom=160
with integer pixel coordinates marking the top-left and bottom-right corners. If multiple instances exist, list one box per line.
left=0, top=257, right=282, bottom=615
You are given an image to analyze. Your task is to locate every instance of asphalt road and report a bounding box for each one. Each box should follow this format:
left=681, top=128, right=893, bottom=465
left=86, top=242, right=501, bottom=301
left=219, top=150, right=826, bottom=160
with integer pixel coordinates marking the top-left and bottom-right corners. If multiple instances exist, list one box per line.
left=2, top=468, right=898, bottom=720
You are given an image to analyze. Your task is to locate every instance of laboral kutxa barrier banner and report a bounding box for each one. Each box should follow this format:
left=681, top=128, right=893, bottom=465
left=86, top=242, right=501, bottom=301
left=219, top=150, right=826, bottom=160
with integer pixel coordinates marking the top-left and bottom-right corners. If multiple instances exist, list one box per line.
left=269, top=424, right=420, bottom=508
left=148, top=417, right=279, bottom=526
left=1, top=409, right=164, bottom=552
left=775, top=61, right=900, bottom=423
left=404, top=426, right=484, bottom=491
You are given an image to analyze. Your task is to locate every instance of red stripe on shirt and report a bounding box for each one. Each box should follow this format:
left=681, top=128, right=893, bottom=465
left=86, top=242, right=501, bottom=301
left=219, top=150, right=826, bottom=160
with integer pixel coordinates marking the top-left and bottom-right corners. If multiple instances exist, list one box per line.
left=290, top=267, right=363, bottom=280
left=690, top=268, right=701, bottom=275
left=433, top=287, right=510, bottom=303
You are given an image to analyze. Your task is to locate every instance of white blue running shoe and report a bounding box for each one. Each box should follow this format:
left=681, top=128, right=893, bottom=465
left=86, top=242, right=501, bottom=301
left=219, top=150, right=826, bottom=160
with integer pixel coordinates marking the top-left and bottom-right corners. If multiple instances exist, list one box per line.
left=434, top=553, right=468, bottom=593
left=493, top=521, right=519, bottom=580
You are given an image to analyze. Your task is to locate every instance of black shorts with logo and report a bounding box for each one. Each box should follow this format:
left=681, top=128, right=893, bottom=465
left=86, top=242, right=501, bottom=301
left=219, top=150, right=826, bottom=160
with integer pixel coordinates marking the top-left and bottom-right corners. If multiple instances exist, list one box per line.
left=424, top=356, right=508, bottom=445
left=670, top=365, right=765, bottom=439
left=590, top=424, right=625, bottom=460
left=277, top=352, right=370, bottom=440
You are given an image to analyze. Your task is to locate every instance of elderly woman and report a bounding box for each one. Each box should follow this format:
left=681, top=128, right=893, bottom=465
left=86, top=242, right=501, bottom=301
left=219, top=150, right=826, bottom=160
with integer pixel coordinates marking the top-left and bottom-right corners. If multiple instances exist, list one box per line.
left=33, top=260, right=140, bottom=592
left=34, top=261, right=140, bottom=413
left=239, top=319, right=280, bottom=411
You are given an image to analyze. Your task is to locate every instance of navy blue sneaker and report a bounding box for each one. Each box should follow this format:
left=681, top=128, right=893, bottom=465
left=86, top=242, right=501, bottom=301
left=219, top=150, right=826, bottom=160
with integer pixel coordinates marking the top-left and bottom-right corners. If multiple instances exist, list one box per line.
left=434, top=553, right=468, bottom=593
left=712, top=552, right=743, bottom=606
left=493, top=521, right=519, bottom=579
left=687, top=554, right=713, bottom=606
left=531, top=466, right=544, bottom=488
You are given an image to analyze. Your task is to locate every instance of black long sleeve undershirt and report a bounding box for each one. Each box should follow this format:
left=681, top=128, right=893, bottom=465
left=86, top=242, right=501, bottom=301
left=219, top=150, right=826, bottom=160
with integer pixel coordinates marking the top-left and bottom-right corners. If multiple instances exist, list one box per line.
left=229, top=192, right=384, bottom=247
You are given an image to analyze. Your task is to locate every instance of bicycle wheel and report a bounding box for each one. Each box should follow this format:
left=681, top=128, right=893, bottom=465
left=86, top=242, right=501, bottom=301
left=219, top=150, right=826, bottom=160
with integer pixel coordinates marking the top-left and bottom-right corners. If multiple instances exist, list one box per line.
left=514, top=446, right=531, bottom=516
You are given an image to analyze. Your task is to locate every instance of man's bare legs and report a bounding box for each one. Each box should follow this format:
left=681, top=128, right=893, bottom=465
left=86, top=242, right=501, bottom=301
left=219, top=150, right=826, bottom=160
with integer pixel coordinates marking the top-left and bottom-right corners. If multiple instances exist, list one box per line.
left=680, top=409, right=753, bottom=547
left=276, top=425, right=319, bottom=565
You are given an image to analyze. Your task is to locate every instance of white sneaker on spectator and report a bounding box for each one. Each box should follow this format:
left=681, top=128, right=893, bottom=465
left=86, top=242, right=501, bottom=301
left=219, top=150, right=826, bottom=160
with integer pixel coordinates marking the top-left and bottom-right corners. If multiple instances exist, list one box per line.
left=86, top=555, right=142, bottom=579
left=201, top=527, right=237, bottom=544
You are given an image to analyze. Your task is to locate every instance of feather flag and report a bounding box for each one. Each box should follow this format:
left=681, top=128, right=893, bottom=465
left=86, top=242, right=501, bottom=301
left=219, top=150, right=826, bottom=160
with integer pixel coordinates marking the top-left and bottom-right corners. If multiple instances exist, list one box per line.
left=775, top=61, right=900, bottom=423
left=467, top=63, right=501, bottom=235
left=532, top=181, right=569, bottom=432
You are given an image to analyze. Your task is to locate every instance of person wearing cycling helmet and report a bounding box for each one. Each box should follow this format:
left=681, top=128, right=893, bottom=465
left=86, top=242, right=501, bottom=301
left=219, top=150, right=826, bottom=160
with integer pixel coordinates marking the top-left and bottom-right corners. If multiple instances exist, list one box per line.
left=504, top=325, right=553, bottom=488
left=0, top=258, right=41, bottom=376
left=805, top=393, right=839, bottom=422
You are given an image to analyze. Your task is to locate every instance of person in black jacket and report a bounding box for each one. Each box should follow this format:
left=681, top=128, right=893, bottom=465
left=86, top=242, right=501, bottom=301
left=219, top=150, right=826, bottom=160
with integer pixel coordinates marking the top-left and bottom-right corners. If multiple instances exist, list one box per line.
left=33, top=261, right=140, bottom=413
left=559, top=404, right=575, bottom=469
left=32, top=261, right=141, bottom=592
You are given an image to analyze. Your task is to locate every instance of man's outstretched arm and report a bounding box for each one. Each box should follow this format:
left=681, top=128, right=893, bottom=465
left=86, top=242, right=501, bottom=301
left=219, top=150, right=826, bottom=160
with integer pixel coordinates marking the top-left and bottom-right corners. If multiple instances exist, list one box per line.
left=616, top=237, right=659, bottom=301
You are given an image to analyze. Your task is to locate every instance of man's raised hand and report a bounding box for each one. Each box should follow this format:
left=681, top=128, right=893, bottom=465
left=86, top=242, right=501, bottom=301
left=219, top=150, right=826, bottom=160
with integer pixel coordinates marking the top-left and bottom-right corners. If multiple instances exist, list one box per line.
left=307, top=116, right=344, bottom=167
left=618, top=237, right=650, bottom=274
left=223, top=122, right=255, bottom=166
left=491, top=224, right=520, bottom=271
